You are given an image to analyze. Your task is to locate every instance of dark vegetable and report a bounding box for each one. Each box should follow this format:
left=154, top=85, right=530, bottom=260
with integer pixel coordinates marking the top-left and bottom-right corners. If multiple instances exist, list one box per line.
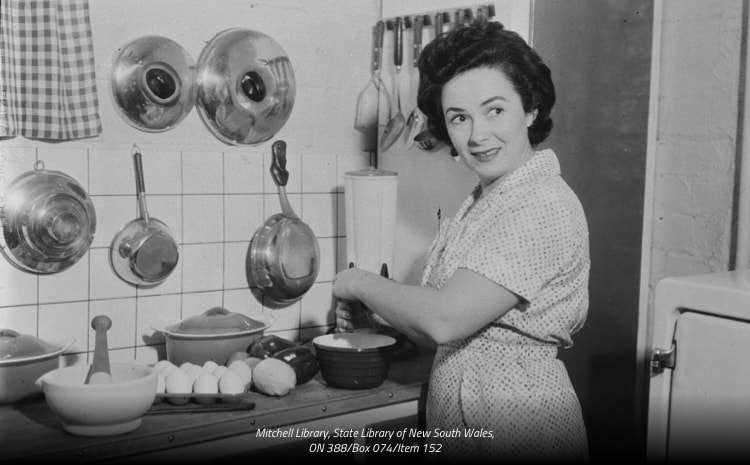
left=248, top=335, right=297, bottom=359
left=273, top=346, right=319, bottom=385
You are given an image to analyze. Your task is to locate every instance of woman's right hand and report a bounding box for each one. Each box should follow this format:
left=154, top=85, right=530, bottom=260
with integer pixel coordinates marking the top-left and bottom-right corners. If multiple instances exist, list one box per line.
left=335, top=300, right=379, bottom=333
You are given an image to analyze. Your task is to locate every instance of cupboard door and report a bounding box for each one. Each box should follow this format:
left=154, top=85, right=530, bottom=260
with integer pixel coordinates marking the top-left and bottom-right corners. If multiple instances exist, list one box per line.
left=668, top=312, right=750, bottom=462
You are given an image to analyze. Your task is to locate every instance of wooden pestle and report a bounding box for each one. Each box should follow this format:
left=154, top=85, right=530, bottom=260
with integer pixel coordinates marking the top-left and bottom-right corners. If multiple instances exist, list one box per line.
left=86, top=315, right=113, bottom=384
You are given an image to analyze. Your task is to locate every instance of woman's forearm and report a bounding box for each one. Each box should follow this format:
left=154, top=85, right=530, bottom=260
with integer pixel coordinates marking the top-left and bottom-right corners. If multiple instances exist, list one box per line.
left=345, top=268, right=519, bottom=345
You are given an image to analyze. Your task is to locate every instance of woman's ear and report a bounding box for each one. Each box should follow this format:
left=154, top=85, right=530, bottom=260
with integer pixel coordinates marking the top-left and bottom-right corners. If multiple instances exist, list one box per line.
left=526, top=109, right=538, bottom=128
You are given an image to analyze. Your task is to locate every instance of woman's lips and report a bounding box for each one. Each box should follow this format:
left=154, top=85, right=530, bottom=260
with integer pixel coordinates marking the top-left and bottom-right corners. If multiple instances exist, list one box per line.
left=471, top=147, right=500, bottom=162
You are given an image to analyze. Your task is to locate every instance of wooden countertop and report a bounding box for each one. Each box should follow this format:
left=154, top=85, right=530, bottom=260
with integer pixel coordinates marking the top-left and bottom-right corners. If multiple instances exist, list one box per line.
left=1, top=348, right=434, bottom=463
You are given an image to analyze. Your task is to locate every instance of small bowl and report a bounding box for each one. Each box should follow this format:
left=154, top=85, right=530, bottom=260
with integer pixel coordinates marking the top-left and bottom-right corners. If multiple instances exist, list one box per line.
left=312, top=333, right=396, bottom=390
left=36, top=363, right=157, bottom=437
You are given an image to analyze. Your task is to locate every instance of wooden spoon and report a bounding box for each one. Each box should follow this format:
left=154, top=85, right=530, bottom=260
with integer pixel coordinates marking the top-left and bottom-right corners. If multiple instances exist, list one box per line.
left=86, top=315, right=113, bottom=385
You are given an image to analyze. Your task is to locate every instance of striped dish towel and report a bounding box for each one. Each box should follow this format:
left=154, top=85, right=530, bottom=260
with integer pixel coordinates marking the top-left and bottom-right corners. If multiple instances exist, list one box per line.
left=0, top=0, right=102, bottom=140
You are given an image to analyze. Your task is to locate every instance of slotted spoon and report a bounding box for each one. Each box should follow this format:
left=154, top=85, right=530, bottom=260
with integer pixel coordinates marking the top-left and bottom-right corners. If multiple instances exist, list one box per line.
left=355, top=21, right=389, bottom=152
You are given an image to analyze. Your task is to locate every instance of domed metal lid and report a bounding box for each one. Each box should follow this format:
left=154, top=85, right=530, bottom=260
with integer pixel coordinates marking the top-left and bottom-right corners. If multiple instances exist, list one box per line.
left=195, top=28, right=296, bottom=145
left=1, top=161, right=96, bottom=274
left=111, top=36, right=196, bottom=132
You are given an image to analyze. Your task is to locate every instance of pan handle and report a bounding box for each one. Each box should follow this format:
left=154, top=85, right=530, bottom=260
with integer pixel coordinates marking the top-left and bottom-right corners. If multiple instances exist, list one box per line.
left=270, top=140, right=289, bottom=187
left=132, top=144, right=151, bottom=223
left=270, top=140, right=297, bottom=218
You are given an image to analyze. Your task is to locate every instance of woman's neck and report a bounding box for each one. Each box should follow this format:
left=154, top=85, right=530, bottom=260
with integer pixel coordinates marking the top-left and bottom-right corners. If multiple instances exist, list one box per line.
left=478, top=147, right=535, bottom=197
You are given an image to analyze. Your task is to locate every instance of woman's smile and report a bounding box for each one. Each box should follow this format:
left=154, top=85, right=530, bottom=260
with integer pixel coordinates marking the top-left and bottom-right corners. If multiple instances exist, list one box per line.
left=471, top=147, right=501, bottom=162
left=441, top=66, right=536, bottom=189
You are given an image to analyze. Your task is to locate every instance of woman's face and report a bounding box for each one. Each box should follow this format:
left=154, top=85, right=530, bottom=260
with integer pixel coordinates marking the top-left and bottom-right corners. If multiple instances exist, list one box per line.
left=441, top=66, right=537, bottom=190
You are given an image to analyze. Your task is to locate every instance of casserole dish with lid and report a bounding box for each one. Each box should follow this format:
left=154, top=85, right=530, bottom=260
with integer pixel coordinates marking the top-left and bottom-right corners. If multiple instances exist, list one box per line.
left=153, top=307, right=271, bottom=366
left=0, top=329, right=72, bottom=404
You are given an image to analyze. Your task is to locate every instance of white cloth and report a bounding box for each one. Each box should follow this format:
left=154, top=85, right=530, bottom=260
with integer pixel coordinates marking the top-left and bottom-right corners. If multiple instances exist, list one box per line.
left=422, top=149, right=590, bottom=462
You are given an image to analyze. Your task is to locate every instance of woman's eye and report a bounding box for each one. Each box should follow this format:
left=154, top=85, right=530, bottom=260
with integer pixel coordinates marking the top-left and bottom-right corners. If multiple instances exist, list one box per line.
left=489, top=107, right=504, bottom=116
left=448, top=114, right=466, bottom=124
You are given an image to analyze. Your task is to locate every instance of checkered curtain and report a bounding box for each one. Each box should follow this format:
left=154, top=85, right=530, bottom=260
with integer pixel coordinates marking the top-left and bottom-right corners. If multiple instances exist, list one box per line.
left=0, top=0, right=102, bottom=140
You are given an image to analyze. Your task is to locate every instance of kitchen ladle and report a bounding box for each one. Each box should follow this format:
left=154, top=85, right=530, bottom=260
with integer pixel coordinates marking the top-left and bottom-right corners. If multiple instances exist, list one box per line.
left=404, top=15, right=425, bottom=149
left=379, top=17, right=405, bottom=152
left=86, top=315, right=113, bottom=385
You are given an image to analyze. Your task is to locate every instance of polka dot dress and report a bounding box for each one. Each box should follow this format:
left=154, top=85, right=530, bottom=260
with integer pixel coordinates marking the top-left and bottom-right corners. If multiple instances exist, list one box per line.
left=421, top=150, right=590, bottom=463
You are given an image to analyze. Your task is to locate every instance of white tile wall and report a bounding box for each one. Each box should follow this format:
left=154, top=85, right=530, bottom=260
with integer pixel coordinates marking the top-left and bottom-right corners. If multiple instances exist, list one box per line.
left=0, top=0, right=378, bottom=365
left=3, top=0, right=517, bottom=364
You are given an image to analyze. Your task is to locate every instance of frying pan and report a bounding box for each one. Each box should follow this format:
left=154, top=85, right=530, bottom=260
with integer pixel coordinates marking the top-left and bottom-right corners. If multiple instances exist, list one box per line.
left=195, top=28, right=296, bottom=146
left=110, top=36, right=196, bottom=132
left=246, top=140, right=319, bottom=307
left=109, top=145, right=179, bottom=286
left=0, top=160, right=96, bottom=274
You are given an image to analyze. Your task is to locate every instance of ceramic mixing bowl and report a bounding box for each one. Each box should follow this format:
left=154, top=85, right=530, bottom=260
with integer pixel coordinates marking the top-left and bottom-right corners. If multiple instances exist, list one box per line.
left=36, top=363, right=157, bottom=436
left=312, top=333, right=396, bottom=389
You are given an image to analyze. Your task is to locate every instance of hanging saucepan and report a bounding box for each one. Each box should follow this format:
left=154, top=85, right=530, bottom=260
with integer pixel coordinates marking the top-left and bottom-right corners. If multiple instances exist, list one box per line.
left=246, top=140, right=319, bottom=307
left=111, top=36, right=196, bottom=132
left=0, top=161, right=96, bottom=274
left=195, top=28, right=296, bottom=145
left=109, top=145, right=179, bottom=286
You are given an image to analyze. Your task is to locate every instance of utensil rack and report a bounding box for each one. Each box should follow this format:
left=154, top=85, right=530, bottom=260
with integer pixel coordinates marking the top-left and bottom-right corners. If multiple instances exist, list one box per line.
left=384, top=4, right=495, bottom=30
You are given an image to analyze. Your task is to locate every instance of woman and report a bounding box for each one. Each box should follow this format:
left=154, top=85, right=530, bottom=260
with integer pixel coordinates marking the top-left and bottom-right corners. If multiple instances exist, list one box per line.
left=333, top=18, right=589, bottom=463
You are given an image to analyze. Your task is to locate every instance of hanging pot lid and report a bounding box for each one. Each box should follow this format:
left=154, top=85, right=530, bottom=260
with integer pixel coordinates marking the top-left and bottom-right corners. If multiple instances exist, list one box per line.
left=195, top=28, right=296, bottom=146
left=111, top=35, right=196, bottom=132
left=1, top=161, right=96, bottom=274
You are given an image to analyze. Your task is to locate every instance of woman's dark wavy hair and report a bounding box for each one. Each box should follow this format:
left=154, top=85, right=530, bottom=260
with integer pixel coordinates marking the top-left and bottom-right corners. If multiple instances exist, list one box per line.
left=417, top=18, right=555, bottom=148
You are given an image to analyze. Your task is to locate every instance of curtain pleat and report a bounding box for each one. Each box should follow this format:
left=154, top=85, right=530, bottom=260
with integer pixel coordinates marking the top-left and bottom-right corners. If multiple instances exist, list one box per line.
left=0, top=0, right=102, bottom=140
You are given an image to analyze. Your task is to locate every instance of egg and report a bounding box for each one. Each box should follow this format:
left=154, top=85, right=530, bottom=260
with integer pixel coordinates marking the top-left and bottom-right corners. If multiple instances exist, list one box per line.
left=165, top=368, right=192, bottom=405
left=153, top=372, right=166, bottom=404
left=218, top=369, right=245, bottom=395
left=228, top=360, right=253, bottom=389
left=154, top=360, right=172, bottom=372
left=186, top=364, right=204, bottom=382
left=226, top=351, right=249, bottom=365
left=179, top=362, right=195, bottom=372
left=156, top=372, right=166, bottom=393
left=213, top=365, right=228, bottom=379
left=202, top=360, right=219, bottom=373
left=193, top=372, right=219, bottom=404
left=158, top=362, right=178, bottom=378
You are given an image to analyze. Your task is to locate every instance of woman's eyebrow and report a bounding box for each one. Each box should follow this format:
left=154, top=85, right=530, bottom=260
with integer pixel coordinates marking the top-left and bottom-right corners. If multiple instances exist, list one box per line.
left=444, top=95, right=509, bottom=114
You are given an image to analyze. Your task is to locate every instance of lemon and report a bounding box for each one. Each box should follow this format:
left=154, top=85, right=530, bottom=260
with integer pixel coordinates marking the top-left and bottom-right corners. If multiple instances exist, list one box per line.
left=165, top=368, right=192, bottom=405
left=252, top=358, right=296, bottom=396
left=228, top=360, right=253, bottom=389
left=218, top=369, right=245, bottom=395
left=193, top=372, right=219, bottom=404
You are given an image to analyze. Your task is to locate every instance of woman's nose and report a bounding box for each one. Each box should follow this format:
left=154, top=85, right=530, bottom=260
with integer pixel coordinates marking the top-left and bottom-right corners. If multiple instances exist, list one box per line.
left=469, top=120, right=492, bottom=144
